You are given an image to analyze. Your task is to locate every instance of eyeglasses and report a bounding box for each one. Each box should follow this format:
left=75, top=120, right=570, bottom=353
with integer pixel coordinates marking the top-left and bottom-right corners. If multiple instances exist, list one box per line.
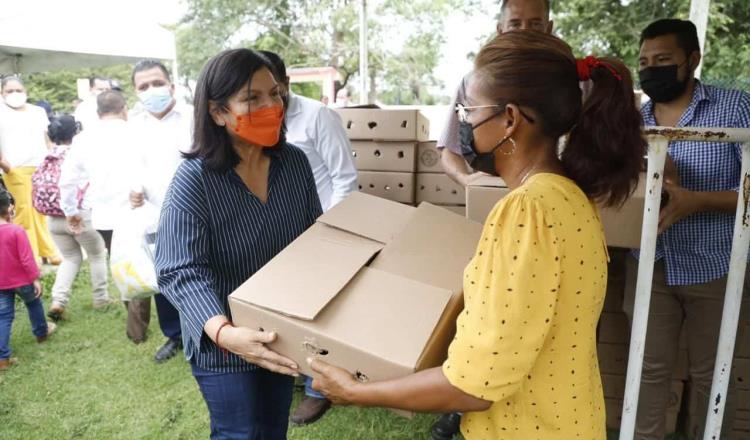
left=455, top=103, right=536, bottom=124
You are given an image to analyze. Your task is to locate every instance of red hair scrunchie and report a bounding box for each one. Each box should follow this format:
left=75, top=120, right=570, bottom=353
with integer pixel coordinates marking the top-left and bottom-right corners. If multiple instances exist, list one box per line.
left=576, top=55, right=623, bottom=82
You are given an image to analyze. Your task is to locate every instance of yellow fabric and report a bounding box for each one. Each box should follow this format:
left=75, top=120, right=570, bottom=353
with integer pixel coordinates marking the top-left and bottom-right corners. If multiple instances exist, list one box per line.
left=443, top=173, right=608, bottom=440
left=3, top=167, right=58, bottom=260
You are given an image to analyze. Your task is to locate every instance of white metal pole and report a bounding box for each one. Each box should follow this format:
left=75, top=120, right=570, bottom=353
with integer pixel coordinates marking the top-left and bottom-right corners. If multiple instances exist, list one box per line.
left=619, top=136, right=669, bottom=440
left=358, top=0, right=368, bottom=105
left=702, top=142, right=750, bottom=439
left=689, top=0, right=711, bottom=78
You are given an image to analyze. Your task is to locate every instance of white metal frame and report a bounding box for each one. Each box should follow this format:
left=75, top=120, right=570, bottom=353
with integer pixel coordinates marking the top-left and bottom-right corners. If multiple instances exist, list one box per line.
left=619, top=126, right=750, bottom=440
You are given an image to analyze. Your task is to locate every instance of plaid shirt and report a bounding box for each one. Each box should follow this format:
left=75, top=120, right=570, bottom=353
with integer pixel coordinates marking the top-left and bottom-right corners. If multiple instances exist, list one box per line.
left=640, top=81, right=750, bottom=286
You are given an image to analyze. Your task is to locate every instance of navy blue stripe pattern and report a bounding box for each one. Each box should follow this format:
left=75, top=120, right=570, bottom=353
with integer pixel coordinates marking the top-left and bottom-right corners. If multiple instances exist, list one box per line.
left=640, top=82, right=750, bottom=285
left=155, top=144, right=322, bottom=372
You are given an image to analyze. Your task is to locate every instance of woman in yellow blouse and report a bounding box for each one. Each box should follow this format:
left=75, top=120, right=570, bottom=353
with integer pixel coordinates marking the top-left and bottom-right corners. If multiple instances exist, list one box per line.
left=310, top=31, right=646, bottom=439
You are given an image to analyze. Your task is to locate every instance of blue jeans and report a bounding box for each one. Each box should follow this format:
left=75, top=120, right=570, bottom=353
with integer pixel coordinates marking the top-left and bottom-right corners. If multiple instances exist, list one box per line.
left=0, top=285, right=48, bottom=360
left=191, top=363, right=294, bottom=440
left=154, top=293, right=181, bottom=341
left=303, top=375, right=325, bottom=399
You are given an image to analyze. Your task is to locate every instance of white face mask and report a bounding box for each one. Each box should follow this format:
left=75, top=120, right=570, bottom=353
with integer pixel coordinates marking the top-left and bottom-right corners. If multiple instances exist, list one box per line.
left=137, top=86, right=173, bottom=114
left=4, top=92, right=27, bottom=109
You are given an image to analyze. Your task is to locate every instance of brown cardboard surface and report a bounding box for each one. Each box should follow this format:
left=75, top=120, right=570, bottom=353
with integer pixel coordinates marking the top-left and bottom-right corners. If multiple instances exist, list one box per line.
left=465, top=174, right=647, bottom=249
left=598, top=312, right=630, bottom=345
left=335, top=108, right=430, bottom=141
left=417, top=141, right=442, bottom=173
left=436, top=204, right=466, bottom=217
left=416, top=173, right=466, bottom=205
left=318, top=191, right=414, bottom=244
left=230, top=267, right=452, bottom=378
left=357, top=171, right=415, bottom=204
left=351, top=141, right=418, bottom=172
left=231, top=223, right=383, bottom=320
left=228, top=192, right=482, bottom=394
left=371, top=202, right=482, bottom=295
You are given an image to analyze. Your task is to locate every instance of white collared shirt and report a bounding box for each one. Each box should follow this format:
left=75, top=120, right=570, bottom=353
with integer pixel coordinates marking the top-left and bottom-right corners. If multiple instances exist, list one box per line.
left=59, top=119, right=134, bottom=230
left=128, top=100, right=194, bottom=210
left=0, top=103, right=49, bottom=168
left=285, top=93, right=357, bottom=211
left=73, top=97, right=100, bottom=132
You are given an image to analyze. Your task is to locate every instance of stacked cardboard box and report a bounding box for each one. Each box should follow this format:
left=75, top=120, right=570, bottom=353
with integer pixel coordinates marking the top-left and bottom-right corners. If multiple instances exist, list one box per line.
left=414, top=141, right=466, bottom=215
left=336, top=108, right=429, bottom=205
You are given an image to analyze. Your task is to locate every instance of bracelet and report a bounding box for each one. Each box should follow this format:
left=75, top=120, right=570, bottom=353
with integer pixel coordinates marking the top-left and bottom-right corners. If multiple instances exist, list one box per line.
left=215, top=321, right=233, bottom=362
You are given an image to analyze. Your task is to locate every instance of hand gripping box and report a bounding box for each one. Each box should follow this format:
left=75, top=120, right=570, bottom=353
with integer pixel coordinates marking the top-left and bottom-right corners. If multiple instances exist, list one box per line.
left=228, top=192, right=483, bottom=384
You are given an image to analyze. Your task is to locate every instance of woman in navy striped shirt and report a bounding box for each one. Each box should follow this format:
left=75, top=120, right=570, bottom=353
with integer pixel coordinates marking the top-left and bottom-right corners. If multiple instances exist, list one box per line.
left=155, top=49, right=322, bottom=439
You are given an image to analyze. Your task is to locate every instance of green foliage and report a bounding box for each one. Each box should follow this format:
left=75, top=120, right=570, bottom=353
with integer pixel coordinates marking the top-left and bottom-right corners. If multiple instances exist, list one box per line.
left=176, top=0, right=472, bottom=104
left=22, top=64, right=137, bottom=114
left=553, top=0, right=750, bottom=88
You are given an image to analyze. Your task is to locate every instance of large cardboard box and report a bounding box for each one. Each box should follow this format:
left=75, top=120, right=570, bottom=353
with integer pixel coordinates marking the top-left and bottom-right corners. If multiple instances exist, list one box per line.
left=350, top=141, right=418, bottom=172
left=416, top=173, right=465, bottom=205
left=436, top=204, right=466, bottom=218
left=228, top=192, right=483, bottom=383
left=335, top=108, right=430, bottom=142
left=358, top=171, right=415, bottom=204
left=417, top=141, right=443, bottom=173
left=465, top=174, right=647, bottom=249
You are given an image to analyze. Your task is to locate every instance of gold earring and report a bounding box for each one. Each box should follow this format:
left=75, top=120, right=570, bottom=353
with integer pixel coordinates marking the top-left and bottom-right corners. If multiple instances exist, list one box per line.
left=501, top=137, right=517, bottom=156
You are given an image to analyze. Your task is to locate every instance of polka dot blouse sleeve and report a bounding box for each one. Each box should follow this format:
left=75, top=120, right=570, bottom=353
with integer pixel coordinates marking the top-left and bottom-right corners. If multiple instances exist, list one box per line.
left=443, top=193, right=561, bottom=402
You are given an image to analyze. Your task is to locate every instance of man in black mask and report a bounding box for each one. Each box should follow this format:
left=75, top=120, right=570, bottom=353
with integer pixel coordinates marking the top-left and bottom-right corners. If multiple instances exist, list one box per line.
left=625, top=18, right=750, bottom=440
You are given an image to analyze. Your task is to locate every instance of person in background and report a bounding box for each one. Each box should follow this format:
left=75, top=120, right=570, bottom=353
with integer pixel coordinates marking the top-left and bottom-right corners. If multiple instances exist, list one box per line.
left=73, top=76, right=111, bottom=130
left=127, top=59, right=190, bottom=363
left=624, top=18, right=750, bottom=440
left=309, top=30, right=646, bottom=440
left=44, top=115, right=110, bottom=321
left=59, top=92, right=133, bottom=331
left=438, top=0, right=553, bottom=189
left=0, top=189, right=56, bottom=371
left=155, top=48, right=322, bottom=439
left=259, top=49, right=358, bottom=425
left=0, top=76, right=60, bottom=264
left=430, top=0, right=554, bottom=437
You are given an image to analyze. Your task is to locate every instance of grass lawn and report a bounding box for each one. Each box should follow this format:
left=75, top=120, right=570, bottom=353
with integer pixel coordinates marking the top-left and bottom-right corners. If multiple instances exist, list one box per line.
left=1, top=265, right=639, bottom=439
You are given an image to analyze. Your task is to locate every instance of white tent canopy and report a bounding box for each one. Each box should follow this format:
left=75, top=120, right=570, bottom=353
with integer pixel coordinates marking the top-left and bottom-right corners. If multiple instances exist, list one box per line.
left=0, top=5, right=176, bottom=75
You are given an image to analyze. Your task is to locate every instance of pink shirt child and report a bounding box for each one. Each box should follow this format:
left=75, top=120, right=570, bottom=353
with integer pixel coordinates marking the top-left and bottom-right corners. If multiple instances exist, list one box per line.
left=0, top=223, right=40, bottom=290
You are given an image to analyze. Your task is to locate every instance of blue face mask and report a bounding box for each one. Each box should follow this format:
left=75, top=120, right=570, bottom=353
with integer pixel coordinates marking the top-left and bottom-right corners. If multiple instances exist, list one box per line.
left=138, top=86, right=173, bottom=114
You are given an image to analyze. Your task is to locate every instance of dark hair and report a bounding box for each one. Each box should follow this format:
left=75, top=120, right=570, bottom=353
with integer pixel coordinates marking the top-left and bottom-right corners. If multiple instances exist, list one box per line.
left=97, top=90, right=126, bottom=116
left=48, top=115, right=80, bottom=144
left=186, top=48, right=285, bottom=172
left=501, top=0, right=550, bottom=16
left=0, top=189, right=14, bottom=218
left=36, top=100, right=53, bottom=118
left=131, top=59, right=171, bottom=85
left=640, top=19, right=700, bottom=57
left=259, top=50, right=287, bottom=82
left=474, top=31, right=645, bottom=207
left=89, top=76, right=110, bottom=88
left=1, top=76, right=23, bottom=90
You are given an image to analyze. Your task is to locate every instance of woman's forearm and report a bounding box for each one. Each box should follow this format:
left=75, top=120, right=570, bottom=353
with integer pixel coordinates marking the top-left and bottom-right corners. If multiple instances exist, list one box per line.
left=349, top=367, right=492, bottom=413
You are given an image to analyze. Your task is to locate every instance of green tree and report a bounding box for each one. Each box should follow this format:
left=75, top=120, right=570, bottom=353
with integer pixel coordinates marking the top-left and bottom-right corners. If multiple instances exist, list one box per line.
left=176, top=0, right=472, bottom=104
left=21, top=64, right=137, bottom=114
left=553, top=0, right=750, bottom=89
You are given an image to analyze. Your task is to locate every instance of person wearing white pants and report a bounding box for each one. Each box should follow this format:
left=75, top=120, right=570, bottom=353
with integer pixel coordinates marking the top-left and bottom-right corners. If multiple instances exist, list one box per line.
left=47, top=210, right=109, bottom=316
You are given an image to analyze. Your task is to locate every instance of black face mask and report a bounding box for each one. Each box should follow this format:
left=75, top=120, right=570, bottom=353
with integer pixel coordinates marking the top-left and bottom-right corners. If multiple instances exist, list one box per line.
left=639, top=61, right=691, bottom=103
left=459, top=117, right=513, bottom=177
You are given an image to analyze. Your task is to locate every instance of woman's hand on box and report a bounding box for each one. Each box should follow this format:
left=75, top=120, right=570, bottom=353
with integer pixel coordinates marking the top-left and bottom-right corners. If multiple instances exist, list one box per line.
left=308, top=358, right=359, bottom=405
left=221, top=326, right=299, bottom=377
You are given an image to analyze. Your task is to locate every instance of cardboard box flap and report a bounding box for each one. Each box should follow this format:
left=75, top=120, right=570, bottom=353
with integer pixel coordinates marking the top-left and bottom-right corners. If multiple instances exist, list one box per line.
left=371, top=202, right=483, bottom=294
left=229, top=223, right=384, bottom=320
left=318, top=192, right=415, bottom=244
left=296, top=267, right=454, bottom=368
left=468, top=175, right=507, bottom=188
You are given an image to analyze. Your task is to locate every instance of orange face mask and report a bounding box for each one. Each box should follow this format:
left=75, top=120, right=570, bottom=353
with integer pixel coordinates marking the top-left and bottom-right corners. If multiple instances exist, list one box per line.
left=228, top=105, right=284, bottom=147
